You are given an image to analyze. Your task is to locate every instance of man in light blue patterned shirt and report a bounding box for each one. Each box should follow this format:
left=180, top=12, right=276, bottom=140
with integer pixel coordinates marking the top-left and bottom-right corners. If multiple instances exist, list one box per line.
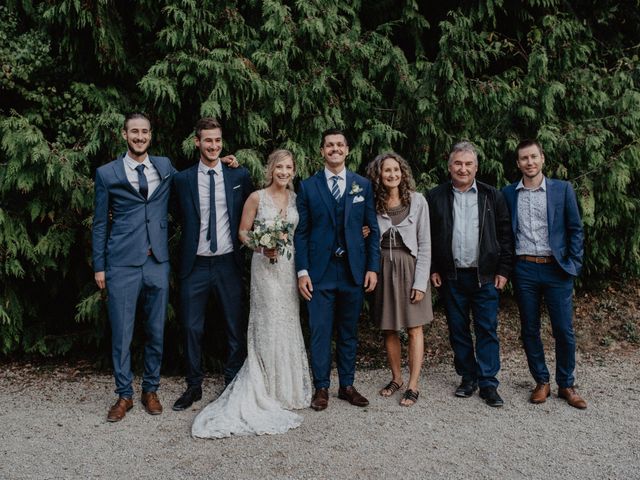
left=502, top=139, right=586, bottom=409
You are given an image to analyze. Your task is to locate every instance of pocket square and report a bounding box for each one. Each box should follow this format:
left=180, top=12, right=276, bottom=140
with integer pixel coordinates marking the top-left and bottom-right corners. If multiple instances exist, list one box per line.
left=353, top=195, right=365, bottom=203
left=233, top=184, right=241, bottom=190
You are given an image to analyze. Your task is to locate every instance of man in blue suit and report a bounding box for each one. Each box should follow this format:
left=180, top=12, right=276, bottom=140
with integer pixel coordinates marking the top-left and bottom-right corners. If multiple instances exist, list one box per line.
left=295, top=128, right=380, bottom=411
left=93, top=112, right=176, bottom=422
left=172, top=117, right=253, bottom=411
left=502, top=139, right=587, bottom=409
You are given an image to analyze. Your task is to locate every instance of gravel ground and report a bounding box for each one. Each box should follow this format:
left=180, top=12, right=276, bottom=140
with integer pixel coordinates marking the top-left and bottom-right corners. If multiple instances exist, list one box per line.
left=1, top=352, right=639, bottom=480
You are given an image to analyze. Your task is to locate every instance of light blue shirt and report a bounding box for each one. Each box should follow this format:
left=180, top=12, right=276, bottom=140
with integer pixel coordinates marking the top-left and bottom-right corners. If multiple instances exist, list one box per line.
left=515, top=177, right=552, bottom=256
left=197, top=160, right=233, bottom=256
left=452, top=181, right=479, bottom=268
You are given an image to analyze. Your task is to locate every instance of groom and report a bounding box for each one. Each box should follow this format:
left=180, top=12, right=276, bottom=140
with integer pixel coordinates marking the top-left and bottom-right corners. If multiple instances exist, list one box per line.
left=295, top=128, right=380, bottom=411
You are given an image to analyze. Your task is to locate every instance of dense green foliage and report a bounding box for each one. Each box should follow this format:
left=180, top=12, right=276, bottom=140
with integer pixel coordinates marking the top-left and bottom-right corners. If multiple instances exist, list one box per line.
left=1, top=0, right=638, bottom=358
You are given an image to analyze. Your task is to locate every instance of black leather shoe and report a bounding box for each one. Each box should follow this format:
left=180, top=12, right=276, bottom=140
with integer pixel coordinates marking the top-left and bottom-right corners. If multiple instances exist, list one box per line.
left=479, top=386, right=504, bottom=407
left=455, top=379, right=478, bottom=398
left=172, top=386, right=202, bottom=411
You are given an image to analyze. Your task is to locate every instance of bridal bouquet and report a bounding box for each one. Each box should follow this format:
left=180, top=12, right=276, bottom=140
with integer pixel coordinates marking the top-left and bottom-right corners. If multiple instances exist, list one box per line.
left=245, top=216, right=294, bottom=264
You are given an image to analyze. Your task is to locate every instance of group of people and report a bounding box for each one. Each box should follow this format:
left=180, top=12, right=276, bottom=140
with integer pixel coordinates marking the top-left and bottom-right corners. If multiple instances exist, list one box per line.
left=92, top=112, right=586, bottom=440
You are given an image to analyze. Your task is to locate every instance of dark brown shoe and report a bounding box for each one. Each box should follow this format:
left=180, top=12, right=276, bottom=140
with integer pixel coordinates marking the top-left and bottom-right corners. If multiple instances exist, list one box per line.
left=530, top=383, right=551, bottom=404
left=107, top=397, right=133, bottom=422
left=141, top=391, right=163, bottom=415
left=338, top=385, right=369, bottom=407
left=310, top=388, right=329, bottom=411
left=558, top=387, right=587, bottom=409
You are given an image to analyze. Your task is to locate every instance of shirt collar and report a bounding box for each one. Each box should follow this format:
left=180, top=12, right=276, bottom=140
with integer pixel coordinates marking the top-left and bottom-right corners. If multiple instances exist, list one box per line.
left=452, top=179, right=477, bottom=194
left=198, top=159, right=222, bottom=175
left=516, top=176, right=546, bottom=191
left=124, top=153, right=151, bottom=170
left=325, top=167, right=346, bottom=182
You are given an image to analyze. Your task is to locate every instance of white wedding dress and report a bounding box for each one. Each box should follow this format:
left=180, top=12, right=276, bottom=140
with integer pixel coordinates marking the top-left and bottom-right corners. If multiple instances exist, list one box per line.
left=192, top=189, right=312, bottom=439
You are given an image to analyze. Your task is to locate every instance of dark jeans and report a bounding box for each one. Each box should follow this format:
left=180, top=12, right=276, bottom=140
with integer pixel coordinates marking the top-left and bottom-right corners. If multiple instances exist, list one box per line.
left=440, top=269, right=500, bottom=388
left=513, top=260, right=576, bottom=388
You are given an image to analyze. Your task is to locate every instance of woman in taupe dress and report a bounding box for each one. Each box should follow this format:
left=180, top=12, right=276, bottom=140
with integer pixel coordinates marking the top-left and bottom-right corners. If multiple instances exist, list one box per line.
left=366, top=152, right=433, bottom=406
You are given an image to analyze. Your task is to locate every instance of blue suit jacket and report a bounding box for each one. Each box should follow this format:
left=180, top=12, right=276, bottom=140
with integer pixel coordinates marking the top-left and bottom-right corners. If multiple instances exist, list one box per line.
left=92, top=154, right=176, bottom=272
left=295, top=170, right=380, bottom=285
left=173, top=162, right=253, bottom=278
left=502, top=177, right=584, bottom=277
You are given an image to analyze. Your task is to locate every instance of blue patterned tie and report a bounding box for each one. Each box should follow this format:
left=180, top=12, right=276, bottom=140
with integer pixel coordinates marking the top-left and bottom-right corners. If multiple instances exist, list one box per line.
left=135, top=164, right=148, bottom=200
left=331, top=175, right=341, bottom=202
left=207, top=169, right=217, bottom=253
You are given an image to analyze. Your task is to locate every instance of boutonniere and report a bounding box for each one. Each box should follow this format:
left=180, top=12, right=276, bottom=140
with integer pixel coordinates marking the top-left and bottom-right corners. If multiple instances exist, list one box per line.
left=349, top=182, right=363, bottom=195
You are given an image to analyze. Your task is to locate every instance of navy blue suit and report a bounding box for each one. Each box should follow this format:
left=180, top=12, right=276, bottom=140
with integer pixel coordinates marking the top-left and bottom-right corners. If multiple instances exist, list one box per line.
left=295, top=170, right=380, bottom=389
left=92, top=154, right=176, bottom=398
left=174, top=163, right=253, bottom=386
left=502, top=177, right=584, bottom=387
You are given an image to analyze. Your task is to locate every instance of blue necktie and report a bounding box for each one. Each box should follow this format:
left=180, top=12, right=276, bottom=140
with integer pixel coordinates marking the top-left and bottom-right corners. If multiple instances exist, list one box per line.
left=207, top=169, right=217, bottom=253
left=331, top=175, right=341, bottom=202
left=135, top=164, right=148, bottom=200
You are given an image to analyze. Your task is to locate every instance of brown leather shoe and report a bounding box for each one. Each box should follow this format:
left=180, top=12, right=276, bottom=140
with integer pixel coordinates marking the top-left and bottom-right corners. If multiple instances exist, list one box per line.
left=338, top=385, right=369, bottom=407
left=310, top=388, right=329, bottom=411
left=530, top=383, right=551, bottom=404
left=107, top=397, right=133, bottom=422
left=558, top=386, right=587, bottom=409
left=141, top=391, right=163, bottom=415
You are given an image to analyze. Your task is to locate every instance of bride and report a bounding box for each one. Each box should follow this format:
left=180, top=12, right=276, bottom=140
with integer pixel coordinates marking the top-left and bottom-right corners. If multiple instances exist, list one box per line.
left=192, top=149, right=312, bottom=439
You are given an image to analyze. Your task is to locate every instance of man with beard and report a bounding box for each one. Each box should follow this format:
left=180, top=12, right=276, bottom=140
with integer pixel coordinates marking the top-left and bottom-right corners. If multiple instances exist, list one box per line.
left=502, top=139, right=586, bottom=409
left=171, top=117, right=253, bottom=411
left=93, top=112, right=176, bottom=422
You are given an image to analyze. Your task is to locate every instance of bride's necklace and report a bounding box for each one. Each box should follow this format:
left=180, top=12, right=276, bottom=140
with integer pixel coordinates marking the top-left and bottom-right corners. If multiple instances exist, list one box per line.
left=266, top=187, right=289, bottom=217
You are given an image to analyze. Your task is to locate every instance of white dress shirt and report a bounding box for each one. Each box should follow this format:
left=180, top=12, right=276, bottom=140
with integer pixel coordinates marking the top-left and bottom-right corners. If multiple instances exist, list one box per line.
left=197, top=160, right=233, bottom=256
left=123, top=154, right=160, bottom=198
left=325, top=167, right=347, bottom=197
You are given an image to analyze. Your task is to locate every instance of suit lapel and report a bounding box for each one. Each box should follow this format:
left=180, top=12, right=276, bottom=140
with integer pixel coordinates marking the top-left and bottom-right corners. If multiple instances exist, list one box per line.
left=188, top=165, right=201, bottom=218
left=113, top=154, right=142, bottom=198
left=222, top=165, right=235, bottom=223
left=314, top=171, right=336, bottom=226
left=147, top=156, right=169, bottom=200
left=509, top=185, right=519, bottom=237
left=344, top=170, right=354, bottom=225
left=546, top=177, right=556, bottom=229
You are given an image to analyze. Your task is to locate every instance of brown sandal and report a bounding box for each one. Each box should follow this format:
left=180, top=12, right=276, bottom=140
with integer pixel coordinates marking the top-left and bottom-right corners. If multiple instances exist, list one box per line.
left=379, top=381, right=403, bottom=397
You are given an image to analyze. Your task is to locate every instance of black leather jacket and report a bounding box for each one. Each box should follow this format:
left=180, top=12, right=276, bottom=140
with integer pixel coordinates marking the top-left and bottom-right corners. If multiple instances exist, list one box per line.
left=427, top=180, right=513, bottom=285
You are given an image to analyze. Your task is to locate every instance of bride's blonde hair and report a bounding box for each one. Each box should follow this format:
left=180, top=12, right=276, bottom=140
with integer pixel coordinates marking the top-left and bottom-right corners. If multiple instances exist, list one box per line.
left=264, top=149, right=296, bottom=190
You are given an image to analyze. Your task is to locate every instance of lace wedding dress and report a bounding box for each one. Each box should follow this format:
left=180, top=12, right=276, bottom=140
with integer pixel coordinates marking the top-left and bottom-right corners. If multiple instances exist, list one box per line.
left=192, top=189, right=312, bottom=439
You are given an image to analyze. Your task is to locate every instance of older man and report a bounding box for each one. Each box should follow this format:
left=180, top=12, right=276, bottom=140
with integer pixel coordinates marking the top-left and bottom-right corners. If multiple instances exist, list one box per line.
left=502, top=139, right=586, bottom=409
left=428, top=141, right=513, bottom=407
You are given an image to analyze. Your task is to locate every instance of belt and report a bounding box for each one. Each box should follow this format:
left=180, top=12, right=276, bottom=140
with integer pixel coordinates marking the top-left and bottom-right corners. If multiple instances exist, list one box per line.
left=518, top=255, right=555, bottom=264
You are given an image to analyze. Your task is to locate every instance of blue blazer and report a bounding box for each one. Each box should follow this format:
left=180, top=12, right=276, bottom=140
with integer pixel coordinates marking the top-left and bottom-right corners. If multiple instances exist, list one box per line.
left=502, top=177, right=584, bottom=277
left=92, top=154, right=176, bottom=272
left=174, top=162, right=253, bottom=278
left=295, top=170, right=380, bottom=285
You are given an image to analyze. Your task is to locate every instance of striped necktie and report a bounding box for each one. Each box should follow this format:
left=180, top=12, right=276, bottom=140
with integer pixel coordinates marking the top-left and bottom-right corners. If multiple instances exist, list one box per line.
left=331, top=175, right=341, bottom=202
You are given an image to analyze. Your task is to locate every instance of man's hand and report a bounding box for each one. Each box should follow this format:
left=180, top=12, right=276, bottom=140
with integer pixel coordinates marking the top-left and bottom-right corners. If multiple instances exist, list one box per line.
left=95, top=271, right=106, bottom=290
left=494, top=274, right=507, bottom=290
left=430, top=272, right=442, bottom=288
left=362, top=225, right=370, bottom=238
left=410, top=289, right=425, bottom=304
left=221, top=154, right=239, bottom=168
left=364, top=271, right=377, bottom=292
left=298, top=275, right=313, bottom=301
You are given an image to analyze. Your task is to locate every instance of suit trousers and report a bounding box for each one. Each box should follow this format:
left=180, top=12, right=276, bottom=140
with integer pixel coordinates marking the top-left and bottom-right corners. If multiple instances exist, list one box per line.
left=180, top=253, right=247, bottom=387
left=440, top=270, right=500, bottom=388
left=513, top=260, right=576, bottom=388
left=106, top=256, right=170, bottom=398
left=307, top=256, right=364, bottom=389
